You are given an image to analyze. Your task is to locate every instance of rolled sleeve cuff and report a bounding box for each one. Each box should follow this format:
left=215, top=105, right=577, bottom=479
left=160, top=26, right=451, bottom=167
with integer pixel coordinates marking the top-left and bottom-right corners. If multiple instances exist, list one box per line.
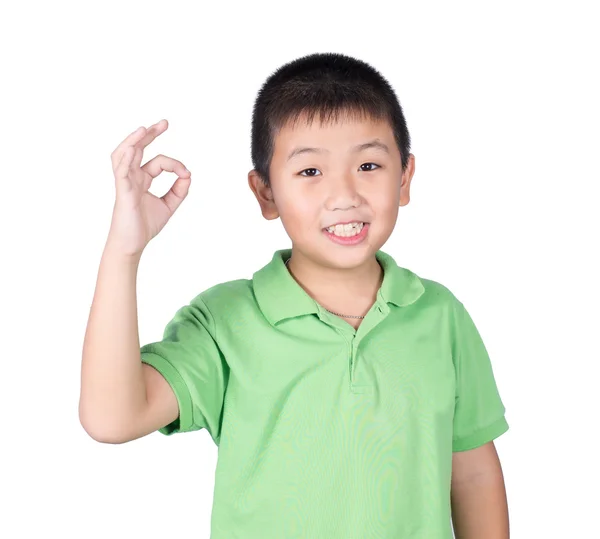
left=452, top=415, right=509, bottom=452
left=141, top=351, right=194, bottom=435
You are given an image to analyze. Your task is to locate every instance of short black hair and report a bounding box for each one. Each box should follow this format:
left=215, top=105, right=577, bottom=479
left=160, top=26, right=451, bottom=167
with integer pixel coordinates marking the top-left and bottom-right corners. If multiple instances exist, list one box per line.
left=250, top=52, right=411, bottom=187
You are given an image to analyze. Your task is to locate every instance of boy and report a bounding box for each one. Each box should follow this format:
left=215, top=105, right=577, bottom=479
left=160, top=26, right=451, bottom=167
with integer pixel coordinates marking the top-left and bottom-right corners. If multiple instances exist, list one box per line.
left=80, top=52, right=509, bottom=538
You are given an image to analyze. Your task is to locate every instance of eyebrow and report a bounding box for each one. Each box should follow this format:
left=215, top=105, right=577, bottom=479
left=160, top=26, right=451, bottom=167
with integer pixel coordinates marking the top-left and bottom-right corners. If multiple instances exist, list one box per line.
left=286, top=139, right=390, bottom=162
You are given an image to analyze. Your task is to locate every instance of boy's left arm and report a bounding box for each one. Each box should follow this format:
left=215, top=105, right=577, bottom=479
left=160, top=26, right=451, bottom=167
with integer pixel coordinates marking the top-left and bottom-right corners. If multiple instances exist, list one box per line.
left=451, top=441, right=509, bottom=539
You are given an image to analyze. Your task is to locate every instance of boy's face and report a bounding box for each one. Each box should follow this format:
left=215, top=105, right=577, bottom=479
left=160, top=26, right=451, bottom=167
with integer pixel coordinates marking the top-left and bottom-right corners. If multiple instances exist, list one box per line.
left=248, top=112, right=415, bottom=269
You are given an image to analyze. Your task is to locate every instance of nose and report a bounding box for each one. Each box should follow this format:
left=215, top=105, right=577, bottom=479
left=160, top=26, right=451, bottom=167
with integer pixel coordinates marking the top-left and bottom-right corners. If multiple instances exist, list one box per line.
left=325, top=172, right=361, bottom=211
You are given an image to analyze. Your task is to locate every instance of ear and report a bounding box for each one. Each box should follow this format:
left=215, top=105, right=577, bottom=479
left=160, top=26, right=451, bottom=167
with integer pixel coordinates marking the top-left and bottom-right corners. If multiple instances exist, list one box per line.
left=248, top=170, right=280, bottom=220
left=399, top=153, right=416, bottom=207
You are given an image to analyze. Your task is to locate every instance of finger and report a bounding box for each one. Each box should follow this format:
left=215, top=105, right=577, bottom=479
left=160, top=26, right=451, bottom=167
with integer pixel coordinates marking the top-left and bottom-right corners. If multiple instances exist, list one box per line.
left=136, top=119, right=169, bottom=153
left=114, top=146, right=135, bottom=192
left=140, top=154, right=191, bottom=180
left=161, top=176, right=192, bottom=213
left=111, top=126, right=148, bottom=170
left=130, top=119, right=169, bottom=170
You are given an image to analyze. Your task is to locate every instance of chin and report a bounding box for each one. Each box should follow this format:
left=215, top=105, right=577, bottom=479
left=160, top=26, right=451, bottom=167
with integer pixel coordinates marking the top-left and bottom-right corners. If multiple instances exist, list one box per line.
left=317, top=245, right=379, bottom=269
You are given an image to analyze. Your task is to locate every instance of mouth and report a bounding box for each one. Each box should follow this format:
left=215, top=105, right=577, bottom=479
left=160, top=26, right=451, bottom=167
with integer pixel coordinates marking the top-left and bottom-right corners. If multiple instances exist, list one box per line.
left=322, top=222, right=370, bottom=245
left=323, top=221, right=368, bottom=238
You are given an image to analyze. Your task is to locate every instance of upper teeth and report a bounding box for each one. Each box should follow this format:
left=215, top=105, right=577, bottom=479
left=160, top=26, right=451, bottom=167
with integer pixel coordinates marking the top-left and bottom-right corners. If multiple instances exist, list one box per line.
left=326, top=222, right=364, bottom=237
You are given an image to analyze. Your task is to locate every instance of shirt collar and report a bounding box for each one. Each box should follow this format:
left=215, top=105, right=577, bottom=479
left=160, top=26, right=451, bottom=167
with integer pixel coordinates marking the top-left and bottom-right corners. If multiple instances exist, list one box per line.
left=253, top=248, right=425, bottom=326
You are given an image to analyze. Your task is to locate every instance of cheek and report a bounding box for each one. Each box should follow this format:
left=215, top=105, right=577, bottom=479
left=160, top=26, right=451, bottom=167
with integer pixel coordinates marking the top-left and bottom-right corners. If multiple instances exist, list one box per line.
left=368, top=186, right=400, bottom=225
left=369, top=186, right=398, bottom=210
left=278, top=182, right=315, bottom=207
left=277, top=190, right=319, bottom=226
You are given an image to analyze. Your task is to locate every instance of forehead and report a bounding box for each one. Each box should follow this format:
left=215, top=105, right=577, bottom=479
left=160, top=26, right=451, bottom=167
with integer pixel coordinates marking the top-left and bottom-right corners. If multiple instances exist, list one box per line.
left=272, top=111, right=396, bottom=157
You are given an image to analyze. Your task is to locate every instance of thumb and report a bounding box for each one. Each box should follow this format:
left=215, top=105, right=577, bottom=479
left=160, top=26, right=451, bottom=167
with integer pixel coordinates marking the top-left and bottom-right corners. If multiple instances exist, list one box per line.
left=161, top=175, right=191, bottom=214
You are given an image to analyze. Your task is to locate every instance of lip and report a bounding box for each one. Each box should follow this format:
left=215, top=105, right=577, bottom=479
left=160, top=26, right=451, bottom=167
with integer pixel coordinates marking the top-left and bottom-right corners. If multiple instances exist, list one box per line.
left=323, top=222, right=369, bottom=246
left=323, top=220, right=368, bottom=228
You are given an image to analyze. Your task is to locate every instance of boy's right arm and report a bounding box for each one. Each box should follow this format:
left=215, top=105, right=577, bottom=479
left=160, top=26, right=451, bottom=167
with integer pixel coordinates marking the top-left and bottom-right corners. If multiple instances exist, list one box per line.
left=79, top=246, right=179, bottom=444
left=79, top=119, right=192, bottom=444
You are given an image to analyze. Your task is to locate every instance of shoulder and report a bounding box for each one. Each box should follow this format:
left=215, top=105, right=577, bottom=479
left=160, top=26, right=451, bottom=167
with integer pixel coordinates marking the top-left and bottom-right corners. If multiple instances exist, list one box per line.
left=190, top=278, right=254, bottom=310
left=412, top=273, right=482, bottom=339
left=407, top=268, right=462, bottom=312
left=401, top=268, right=476, bottom=334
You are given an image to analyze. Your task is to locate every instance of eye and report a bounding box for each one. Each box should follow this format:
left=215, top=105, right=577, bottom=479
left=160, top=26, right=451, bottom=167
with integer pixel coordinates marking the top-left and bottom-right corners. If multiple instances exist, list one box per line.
left=360, top=163, right=381, bottom=172
left=298, top=168, right=321, bottom=177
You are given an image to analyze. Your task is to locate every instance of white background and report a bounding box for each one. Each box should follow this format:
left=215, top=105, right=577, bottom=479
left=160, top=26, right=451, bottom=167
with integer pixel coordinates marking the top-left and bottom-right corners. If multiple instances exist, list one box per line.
left=1, top=0, right=598, bottom=537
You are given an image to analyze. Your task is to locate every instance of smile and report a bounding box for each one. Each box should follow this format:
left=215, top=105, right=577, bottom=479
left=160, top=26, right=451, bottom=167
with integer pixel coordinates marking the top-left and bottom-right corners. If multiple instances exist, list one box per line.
left=323, top=222, right=369, bottom=245
left=324, top=221, right=365, bottom=237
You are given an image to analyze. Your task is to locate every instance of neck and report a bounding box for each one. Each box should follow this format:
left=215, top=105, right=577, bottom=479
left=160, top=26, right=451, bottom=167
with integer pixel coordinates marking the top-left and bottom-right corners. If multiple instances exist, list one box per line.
left=286, top=249, right=383, bottom=316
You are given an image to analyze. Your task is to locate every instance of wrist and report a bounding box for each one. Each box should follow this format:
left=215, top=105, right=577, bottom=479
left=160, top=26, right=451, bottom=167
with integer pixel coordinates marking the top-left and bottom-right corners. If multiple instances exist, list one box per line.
left=102, top=240, right=143, bottom=266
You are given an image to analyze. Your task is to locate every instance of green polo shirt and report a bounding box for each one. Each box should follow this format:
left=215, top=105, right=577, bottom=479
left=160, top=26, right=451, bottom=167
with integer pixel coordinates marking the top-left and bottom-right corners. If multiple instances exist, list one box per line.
left=140, top=248, right=508, bottom=538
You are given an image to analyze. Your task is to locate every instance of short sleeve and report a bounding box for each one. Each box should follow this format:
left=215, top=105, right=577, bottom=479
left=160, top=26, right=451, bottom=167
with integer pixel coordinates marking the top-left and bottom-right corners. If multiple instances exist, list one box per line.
left=140, top=295, right=228, bottom=442
left=451, top=299, right=509, bottom=452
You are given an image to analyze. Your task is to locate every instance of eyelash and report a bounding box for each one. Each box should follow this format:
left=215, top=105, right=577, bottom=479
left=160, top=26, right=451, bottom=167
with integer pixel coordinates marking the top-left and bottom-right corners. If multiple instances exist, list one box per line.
left=298, top=163, right=381, bottom=177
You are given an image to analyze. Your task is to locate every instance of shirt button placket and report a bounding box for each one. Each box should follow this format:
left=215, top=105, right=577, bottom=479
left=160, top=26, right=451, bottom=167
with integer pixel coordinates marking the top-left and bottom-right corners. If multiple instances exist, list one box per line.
left=349, top=305, right=386, bottom=393
left=350, top=338, right=370, bottom=393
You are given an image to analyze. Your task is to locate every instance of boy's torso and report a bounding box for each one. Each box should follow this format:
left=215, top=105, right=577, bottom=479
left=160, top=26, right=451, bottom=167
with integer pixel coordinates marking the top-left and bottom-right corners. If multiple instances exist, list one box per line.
left=202, top=249, right=457, bottom=538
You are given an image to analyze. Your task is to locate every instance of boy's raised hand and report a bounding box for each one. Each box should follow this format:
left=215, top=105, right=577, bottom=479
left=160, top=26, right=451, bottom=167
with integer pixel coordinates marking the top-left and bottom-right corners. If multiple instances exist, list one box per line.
left=106, top=119, right=192, bottom=257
